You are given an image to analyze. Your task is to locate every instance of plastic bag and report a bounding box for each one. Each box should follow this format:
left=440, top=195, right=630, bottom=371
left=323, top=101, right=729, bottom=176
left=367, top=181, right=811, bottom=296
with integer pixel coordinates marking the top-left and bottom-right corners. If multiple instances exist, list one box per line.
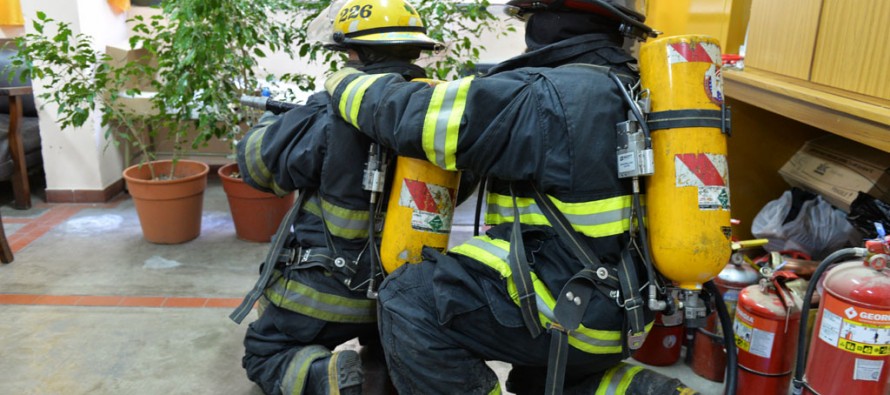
left=751, top=188, right=860, bottom=260
left=847, top=192, right=890, bottom=239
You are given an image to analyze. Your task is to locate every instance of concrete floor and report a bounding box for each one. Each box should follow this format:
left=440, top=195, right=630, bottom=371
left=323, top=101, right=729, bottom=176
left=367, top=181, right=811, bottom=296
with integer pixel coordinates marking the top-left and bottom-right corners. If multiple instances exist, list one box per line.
left=0, top=174, right=726, bottom=395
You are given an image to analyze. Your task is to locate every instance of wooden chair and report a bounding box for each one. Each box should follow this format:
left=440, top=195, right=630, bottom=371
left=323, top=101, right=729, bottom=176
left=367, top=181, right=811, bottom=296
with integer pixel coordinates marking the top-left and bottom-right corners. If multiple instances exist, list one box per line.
left=0, top=86, right=34, bottom=210
left=0, top=86, right=29, bottom=263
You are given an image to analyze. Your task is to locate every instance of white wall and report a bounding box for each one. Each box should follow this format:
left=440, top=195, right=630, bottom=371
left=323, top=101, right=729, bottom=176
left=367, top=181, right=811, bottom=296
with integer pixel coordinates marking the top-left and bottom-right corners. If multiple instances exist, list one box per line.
left=17, top=1, right=526, bottom=194
left=19, top=0, right=129, bottom=193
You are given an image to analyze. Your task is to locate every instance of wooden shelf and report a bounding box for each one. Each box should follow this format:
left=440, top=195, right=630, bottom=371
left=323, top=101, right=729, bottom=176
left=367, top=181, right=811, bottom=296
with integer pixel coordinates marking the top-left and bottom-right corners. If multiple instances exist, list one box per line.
left=724, top=68, right=890, bottom=153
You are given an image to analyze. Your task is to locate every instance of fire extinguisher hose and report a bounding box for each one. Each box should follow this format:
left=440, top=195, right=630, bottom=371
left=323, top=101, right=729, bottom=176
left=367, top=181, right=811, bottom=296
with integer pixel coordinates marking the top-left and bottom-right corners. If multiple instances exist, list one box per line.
left=704, top=280, right=738, bottom=395
left=790, top=247, right=868, bottom=395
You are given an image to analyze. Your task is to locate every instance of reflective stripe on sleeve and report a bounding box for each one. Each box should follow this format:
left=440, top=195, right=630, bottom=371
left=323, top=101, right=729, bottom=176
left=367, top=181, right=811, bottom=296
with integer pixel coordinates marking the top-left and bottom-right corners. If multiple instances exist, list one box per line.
left=242, top=124, right=289, bottom=196
left=451, top=236, right=625, bottom=354
left=485, top=193, right=634, bottom=238
left=302, top=196, right=371, bottom=240
left=422, top=76, right=474, bottom=170
left=339, top=74, right=388, bottom=129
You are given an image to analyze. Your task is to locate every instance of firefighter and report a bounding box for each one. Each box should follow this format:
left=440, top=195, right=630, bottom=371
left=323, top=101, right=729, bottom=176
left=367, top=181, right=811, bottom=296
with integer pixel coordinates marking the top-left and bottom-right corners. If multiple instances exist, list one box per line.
left=227, top=0, right=444, bottom=394
left=323, top=1, right=700, bottom=394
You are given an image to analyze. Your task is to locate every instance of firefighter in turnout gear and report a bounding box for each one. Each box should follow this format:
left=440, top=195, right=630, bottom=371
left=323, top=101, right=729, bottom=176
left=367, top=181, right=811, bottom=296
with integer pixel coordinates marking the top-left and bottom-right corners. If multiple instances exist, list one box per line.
left=228, top=0, right=443, bottom=394
left=324, top=0, right=701, bottom=393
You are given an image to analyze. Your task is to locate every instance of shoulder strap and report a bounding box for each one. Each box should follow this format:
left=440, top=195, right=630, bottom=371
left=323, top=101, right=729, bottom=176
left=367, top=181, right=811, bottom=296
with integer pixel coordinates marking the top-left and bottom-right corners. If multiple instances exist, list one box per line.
left=230, top=190, right=307, bottom=324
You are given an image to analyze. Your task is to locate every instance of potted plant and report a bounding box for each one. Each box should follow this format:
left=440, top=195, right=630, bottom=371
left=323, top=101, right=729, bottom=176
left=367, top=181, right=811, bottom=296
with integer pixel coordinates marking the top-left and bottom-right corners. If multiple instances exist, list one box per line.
left=218, top=163, right=295, bottom=242
left=12, top=0, right=508, bottom=243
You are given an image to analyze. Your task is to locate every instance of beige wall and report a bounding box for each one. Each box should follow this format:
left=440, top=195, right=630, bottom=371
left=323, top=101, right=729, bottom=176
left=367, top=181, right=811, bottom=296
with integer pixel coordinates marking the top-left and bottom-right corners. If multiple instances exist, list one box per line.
left=19, top=0, right=129, bottom=194
left=17, top=1, right=524, bottom=194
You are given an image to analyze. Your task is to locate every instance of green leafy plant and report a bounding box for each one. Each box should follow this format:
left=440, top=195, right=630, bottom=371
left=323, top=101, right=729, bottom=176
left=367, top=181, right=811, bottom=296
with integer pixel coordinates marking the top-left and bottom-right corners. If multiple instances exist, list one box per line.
left=10, top=0, right=509, bottom=179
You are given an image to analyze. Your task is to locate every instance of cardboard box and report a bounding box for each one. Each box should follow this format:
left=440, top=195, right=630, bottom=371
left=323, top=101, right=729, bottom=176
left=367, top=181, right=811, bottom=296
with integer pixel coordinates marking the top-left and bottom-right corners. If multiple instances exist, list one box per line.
left=105, top=42, right=157, bottom=91
left=779, top=135, right=890, bottom=212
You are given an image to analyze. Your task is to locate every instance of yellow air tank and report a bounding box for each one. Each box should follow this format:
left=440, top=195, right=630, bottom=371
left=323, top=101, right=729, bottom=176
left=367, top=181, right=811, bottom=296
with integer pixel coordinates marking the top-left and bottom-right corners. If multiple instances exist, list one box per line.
left=639, top=35, right=732, bottom=290
left=380, top=156, right=460, bottom=273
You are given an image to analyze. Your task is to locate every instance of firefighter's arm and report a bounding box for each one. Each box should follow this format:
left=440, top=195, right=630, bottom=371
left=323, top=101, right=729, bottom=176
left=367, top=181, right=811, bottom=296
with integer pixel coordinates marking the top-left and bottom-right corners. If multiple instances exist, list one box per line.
left=236, top=93, right=329, bottom=196
left=325, top=68, right=545, bottom=179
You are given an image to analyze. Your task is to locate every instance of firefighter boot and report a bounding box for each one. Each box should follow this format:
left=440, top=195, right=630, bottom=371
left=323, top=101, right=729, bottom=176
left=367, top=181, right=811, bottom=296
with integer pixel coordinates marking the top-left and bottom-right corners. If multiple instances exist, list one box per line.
left=307, top=350, right=364, bottom=395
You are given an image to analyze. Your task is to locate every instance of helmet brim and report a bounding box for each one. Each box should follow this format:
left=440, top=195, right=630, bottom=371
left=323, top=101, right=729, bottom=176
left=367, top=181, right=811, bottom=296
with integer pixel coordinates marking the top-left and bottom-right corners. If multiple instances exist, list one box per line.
left=344, top=32, right=442, bottom=51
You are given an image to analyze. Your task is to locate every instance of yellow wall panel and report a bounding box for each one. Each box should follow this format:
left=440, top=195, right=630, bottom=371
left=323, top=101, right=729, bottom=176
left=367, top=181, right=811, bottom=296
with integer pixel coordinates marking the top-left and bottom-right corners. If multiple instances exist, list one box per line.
left=645, top=0, right=750, bottom=55
left=744, top=0, right=821, bottom=80
left=811, top=0, right=890, bottom=100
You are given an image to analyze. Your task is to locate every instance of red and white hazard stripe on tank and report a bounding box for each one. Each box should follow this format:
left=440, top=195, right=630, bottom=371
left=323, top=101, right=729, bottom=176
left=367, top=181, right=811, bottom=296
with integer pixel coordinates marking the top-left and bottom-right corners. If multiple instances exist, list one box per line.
left=675, top=153, right=731, bottom=211
left=399, top=178, right=456, bottom=233
left=667, top=41, right=721, bottom=65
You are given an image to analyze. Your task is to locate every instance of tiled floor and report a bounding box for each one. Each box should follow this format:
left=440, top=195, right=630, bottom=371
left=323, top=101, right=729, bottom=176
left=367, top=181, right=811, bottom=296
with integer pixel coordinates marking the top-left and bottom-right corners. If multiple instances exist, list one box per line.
left=0, top=173, right=726, bottom=395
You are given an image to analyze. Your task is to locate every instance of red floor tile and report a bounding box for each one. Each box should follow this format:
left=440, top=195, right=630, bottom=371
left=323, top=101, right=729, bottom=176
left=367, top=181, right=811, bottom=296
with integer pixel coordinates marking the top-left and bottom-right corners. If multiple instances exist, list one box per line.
left=118, top=296, right=167, bottom=307
left=0, top=294, right=39, bottom=304
left=33, top=295, right=83, bottom=305
left=76, top=295, right=124, bottom=306
left=162, top=297, right=209, bottom=308
left=204, top=298, right=243, bottom=308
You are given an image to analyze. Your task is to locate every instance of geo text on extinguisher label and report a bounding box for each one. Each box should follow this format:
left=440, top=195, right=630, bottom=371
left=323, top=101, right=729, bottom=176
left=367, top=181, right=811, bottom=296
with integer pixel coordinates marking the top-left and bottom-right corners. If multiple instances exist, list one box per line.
left=819, top=295, right=890, bottom=357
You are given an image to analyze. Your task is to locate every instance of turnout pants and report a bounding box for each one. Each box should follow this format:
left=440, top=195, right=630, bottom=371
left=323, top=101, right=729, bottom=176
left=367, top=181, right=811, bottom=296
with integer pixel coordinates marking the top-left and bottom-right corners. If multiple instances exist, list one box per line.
left=377, top=257, right=625, bottom=395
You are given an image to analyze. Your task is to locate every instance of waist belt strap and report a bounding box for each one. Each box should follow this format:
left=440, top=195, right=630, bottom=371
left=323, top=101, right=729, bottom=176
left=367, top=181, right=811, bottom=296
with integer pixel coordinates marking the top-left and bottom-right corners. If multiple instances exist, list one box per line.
left=646, top=109, right=725, bottom=132
left=230, top=190, right=306, bottom=324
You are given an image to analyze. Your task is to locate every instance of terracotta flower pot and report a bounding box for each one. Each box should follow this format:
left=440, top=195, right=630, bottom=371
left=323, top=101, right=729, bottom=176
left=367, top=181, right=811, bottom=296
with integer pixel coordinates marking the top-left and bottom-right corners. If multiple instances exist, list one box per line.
left=123, top=159, right=210, bottom=244
left=218, top=163, right=295, bottom=242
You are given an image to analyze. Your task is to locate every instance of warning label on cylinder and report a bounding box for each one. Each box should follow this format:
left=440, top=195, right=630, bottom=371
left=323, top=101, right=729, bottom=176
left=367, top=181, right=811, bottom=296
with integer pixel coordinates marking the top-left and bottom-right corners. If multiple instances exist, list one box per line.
left=733, top=309, right=777, bottom=359
left=399, top=178, right=455, bottom=234
left=675, top=153, right=730, bottom=211
left=818, top=294, right=890, bottom=357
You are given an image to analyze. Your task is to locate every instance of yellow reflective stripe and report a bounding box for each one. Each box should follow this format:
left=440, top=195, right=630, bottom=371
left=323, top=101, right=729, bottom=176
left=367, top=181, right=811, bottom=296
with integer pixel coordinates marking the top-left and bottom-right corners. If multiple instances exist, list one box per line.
left=242, top=123, right=291, bottom=196
left=451, top=236, right=512, bottom=278
left=452, top=236, right=626, bottom=354
left=303, top=197, right=371, bottom=239
left=488, top=380, right=502, bottom=395
left=244, top=127, right=271, bottom=185
left=596, top=363, right=643, bottom=395
left=422, top=76, right=474, bottom=170
left=339, top=74, right=387, bottom=128
left=264, top=274, right=376, bottom=323
left=282, top=345, right=330, bottom=395
left=485, top=193, right=633, bottom=238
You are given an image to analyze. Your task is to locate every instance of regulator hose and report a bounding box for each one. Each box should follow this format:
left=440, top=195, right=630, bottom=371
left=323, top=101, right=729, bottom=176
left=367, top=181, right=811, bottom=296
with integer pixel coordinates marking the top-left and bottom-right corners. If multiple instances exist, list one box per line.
left=704, top=280, right=737, bottom=395
left=791, top=247, right=868, bottom=395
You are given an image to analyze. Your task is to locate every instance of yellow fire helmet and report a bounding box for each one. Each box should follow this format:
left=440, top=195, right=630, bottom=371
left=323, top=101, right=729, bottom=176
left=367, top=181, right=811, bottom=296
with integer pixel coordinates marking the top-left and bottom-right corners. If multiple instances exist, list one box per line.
left=332, top=0, right=442, bottom=50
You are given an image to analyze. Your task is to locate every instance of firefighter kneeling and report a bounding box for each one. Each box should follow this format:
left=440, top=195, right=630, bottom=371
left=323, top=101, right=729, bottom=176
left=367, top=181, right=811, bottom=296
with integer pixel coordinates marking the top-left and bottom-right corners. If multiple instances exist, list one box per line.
left=228, top=1, right=446, bottom=394
left=324, top=0, right=702, bottom=393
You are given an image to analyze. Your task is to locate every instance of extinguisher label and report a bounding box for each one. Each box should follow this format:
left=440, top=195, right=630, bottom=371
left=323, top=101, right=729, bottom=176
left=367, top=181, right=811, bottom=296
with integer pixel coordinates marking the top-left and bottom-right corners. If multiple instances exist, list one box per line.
left=818, top=295, right=890, bottom=357
left=674, top=153, right=730, bottom=211
left=733, top=309, right=778, bottom=359
left=400, top=179, right=455, bottom=234
left=854, top=359, right=884, bottom=382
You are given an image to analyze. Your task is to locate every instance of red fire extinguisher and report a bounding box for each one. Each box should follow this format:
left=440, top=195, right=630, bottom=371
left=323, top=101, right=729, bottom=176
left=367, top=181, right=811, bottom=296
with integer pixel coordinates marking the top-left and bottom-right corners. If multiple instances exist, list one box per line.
left=734, top=272, right=803, bottom=393
left=634, top=309, right=684, bottom=366
left=801, top=249, right=890, bottom=395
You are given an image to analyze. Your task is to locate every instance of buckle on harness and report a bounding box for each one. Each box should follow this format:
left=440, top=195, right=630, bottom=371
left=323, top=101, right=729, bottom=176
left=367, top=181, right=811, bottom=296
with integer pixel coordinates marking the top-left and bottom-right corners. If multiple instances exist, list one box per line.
left=627, top=330, right=646, bottom=350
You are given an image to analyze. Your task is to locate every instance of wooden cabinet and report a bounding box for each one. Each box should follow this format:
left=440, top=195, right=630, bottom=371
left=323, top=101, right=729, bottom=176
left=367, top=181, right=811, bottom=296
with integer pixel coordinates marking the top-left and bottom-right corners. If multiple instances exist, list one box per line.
left=745, top=0, right=890, bottom=100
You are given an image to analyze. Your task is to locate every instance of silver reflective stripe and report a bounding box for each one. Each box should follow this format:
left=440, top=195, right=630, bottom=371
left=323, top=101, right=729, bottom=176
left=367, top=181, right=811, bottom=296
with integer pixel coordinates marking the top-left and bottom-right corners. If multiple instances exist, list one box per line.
left=486, top=200, right=628, bottom=226
left=303, top=195, right=370, bottom=239
left=598, top=363, right=642, bottom=395
left=265, top=277, right=376, bottom=323
left=280, top=345, right=330, bottom=395
left=571, top=329, right=624, bottom=350
left=431, top=82, right=462, bottom=167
